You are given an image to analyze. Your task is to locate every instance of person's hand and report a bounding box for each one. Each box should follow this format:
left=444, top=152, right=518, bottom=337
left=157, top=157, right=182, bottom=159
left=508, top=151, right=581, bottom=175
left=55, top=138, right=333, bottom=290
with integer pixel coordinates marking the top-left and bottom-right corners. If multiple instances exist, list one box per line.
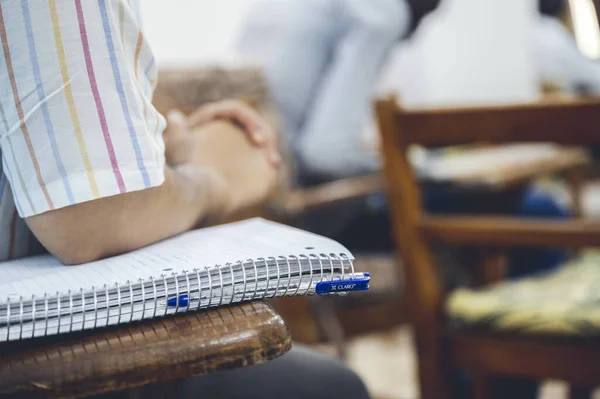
left=187, top=99, right=281, bottom=166
left=163, top=110, right=194, bottom=166
left=162, top=104, right=282, bottom=221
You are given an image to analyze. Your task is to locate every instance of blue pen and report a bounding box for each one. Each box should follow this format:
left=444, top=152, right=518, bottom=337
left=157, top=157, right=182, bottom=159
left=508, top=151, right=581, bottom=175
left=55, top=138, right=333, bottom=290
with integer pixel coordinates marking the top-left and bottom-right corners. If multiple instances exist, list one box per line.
left=315, top=272, right=370, bottom=295
left=167, top=272, right=371, bottom=307
left=167, top=294, right=189, bottom=308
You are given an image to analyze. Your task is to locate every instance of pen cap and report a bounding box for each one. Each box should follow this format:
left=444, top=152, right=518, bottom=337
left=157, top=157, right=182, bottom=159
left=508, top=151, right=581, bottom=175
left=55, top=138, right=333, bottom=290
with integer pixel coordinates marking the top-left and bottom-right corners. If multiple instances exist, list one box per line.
left=315, top=273, right=370, bottom=295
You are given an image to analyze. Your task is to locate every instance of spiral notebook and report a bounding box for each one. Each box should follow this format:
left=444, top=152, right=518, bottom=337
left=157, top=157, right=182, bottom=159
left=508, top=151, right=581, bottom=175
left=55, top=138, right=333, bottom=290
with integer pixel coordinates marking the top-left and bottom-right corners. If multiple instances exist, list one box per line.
left=0, top=219, right=368, bottom=342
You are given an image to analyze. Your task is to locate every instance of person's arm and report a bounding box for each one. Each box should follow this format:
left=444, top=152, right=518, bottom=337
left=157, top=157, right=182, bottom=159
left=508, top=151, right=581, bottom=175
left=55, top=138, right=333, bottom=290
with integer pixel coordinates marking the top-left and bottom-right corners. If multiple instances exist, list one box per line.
left=295, top=0, right=410, bottom=179
left=25, top=165, right=222, bottom=265
left=0, top=2, right=279, bottom=265
left=26, top=108, right=279, bottom=266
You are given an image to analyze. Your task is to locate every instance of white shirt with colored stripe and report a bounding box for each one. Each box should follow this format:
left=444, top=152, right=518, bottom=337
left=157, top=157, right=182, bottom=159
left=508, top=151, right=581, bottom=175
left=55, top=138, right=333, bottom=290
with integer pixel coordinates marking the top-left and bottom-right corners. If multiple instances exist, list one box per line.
left=0, top=0, right=166, bottom=261
left=237, top=0, right=411, bottom=180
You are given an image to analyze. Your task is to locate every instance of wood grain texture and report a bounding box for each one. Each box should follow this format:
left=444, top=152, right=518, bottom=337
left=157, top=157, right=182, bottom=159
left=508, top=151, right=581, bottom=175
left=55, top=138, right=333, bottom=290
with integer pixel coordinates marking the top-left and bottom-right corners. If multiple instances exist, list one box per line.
left=419, top=216, right=600, bottom=248
left=398, top=98, right=600, bottom=146
left=0, top=302, right=291, bottom=399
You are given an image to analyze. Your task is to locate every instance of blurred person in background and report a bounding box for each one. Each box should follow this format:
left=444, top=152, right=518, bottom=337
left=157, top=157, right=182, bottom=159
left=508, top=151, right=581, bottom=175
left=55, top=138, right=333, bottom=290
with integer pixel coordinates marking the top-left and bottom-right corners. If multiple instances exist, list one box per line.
left=237, top=0, right=586, bottom=260
left=238, top=0, right=441, bottom=185
left=537, top=0, right=600, bottom=95
left=238, top=0, right=599, bottom=184
left=238, top=2, right=589, bottom=396
left=0, top=1, right=370, bottom=398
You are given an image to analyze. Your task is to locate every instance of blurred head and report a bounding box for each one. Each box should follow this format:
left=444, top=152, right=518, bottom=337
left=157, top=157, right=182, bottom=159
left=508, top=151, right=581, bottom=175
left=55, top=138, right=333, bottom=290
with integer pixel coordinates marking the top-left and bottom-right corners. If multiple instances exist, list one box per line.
left=406, top=0, right=443, bottom=33
left=539, top=0, right=566, bottom=17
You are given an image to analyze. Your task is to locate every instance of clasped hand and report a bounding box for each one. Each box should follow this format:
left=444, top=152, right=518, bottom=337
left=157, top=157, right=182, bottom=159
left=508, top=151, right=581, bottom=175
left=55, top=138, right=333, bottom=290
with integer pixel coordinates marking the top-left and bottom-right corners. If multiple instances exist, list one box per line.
left=163, top=100, right=282, bottom=220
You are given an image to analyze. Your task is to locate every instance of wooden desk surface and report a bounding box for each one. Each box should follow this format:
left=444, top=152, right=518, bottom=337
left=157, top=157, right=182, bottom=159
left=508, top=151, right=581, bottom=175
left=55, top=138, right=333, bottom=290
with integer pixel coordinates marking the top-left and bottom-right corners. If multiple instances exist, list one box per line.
left=421, top=144, right=590, bottom=190
left=278, top=145, right=590, bottom=217
left=0, top=302, right=291, bottom=399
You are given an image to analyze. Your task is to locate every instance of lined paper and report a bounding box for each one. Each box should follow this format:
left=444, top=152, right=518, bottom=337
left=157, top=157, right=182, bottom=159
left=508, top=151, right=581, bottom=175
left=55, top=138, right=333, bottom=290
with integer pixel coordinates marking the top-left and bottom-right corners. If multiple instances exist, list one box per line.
left=0, top=219, right=350, bottom=300
left=0, top=219, right=355, bottom=341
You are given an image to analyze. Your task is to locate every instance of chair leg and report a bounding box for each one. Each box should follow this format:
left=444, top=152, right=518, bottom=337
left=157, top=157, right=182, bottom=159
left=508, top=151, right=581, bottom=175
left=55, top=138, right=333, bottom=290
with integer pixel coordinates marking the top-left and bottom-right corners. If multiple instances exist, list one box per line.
left=473, top=250, right=508, bottom=287
left=309, top=297, right=347, bottom=360
left=473, top=372, right=491, bottom=399
left=414, top=328, right=453, bottom=399
left=569, top=385, right=592, bottom=399
left=565, top=168, right=584, bottom=218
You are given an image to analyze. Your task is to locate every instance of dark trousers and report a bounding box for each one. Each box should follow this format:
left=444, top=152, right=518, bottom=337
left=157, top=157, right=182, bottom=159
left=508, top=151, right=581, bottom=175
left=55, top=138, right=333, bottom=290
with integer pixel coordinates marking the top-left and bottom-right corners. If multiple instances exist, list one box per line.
left=177, top=346, right=370, bottom=399
left=96, top=346, right=370, bottom=399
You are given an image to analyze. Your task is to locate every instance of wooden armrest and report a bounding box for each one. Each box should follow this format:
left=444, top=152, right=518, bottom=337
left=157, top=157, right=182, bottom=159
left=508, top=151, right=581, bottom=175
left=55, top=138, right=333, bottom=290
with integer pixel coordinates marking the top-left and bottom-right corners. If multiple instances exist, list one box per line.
left=280, top=174, right=383, bottom=216
left=419, top=216, right=600, bottom=248
left=0, top=302, right=290, bottom=399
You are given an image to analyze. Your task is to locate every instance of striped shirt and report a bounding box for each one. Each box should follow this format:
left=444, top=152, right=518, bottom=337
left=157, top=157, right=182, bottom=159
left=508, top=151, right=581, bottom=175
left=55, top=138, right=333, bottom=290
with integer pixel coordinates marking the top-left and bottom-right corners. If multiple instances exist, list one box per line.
left=0, top=0, right=166, bottom=261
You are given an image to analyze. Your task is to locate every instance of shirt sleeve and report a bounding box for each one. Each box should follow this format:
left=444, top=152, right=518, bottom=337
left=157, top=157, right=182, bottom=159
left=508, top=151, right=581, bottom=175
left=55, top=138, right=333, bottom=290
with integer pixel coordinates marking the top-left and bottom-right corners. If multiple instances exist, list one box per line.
left=0, top=0, right=166, bottom=218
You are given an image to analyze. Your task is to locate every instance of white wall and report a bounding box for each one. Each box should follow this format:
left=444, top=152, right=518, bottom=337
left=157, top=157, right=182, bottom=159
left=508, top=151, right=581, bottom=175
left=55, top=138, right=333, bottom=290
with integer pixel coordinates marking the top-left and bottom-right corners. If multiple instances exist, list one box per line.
left=381, top=0, right=540, bottom=107
left=142, top=0, right=257, bottom=66
left=143, top=0, right=541, bottom=106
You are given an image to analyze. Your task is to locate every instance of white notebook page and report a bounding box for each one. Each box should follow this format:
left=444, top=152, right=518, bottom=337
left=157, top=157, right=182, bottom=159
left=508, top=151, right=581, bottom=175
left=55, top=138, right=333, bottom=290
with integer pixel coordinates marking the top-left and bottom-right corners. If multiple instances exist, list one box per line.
left=0, top=219, right=351, bottom=302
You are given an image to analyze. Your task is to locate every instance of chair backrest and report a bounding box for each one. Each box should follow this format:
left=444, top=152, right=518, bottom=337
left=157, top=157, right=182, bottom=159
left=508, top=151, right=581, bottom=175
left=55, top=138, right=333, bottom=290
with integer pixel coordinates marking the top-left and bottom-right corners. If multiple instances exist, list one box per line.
left=375, top=95, right=600, bottom=329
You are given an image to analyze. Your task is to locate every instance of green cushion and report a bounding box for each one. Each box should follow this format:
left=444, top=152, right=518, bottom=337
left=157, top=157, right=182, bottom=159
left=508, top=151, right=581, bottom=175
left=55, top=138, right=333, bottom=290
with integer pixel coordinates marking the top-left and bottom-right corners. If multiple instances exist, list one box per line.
left=446, top=251, right=600, bottom=336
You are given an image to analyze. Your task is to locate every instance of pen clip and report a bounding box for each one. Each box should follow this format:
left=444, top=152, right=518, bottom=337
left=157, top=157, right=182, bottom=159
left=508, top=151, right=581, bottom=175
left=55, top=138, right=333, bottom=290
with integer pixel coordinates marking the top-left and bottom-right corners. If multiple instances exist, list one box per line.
left=315, top=273, right=370, bottom=295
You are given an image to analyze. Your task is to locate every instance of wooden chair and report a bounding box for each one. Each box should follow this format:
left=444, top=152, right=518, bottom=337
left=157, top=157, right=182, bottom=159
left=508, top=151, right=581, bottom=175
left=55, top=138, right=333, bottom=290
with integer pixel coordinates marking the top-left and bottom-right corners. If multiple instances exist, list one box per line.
left=0, top=302, right=290, bottom=398
left=376, top=96, right=600, bottom=399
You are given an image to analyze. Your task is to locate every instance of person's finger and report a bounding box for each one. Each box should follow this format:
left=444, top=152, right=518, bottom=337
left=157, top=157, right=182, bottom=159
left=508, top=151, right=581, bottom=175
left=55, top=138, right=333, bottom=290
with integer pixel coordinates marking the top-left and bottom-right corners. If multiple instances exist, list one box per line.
left=217, top=101, right=263, bottom=136
left=164, top=110, right=188, bottom=140
left=259, top=125, right=281, bottom=166
left=210, top=101, right=263, bottom=140
left=164, top=110, right=190, bottom=165
left=186, top=103, right=220, bottom=127
left=188, top=101, right=266, bottom=145
left=267, top=145, right=282, bottom=166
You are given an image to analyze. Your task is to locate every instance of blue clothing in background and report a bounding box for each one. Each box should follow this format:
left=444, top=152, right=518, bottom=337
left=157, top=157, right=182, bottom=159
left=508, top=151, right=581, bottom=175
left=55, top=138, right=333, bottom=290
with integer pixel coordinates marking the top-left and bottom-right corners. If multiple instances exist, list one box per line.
left=424, top=186, right=570, bottom=277
left=509, top=189, right=571, bottom=277
left=339, top=186, right=570, bottom=278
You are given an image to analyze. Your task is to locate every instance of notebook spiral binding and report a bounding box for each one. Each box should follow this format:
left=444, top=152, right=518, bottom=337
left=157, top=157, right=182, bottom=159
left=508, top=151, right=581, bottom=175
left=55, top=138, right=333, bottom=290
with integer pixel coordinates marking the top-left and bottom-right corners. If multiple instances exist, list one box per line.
left=1, top=253, right=353, bottom=341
